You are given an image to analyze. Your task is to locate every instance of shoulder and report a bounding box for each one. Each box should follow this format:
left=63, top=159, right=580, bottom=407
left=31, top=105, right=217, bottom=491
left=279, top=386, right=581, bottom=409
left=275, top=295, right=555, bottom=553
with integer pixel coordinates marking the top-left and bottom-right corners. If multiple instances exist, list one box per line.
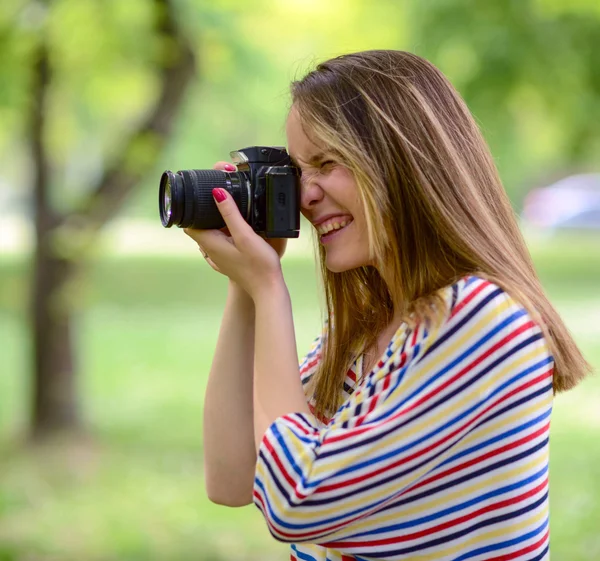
left=441, top=274, right=541, bottom=331
left=411, top=274, right=553, bottom=373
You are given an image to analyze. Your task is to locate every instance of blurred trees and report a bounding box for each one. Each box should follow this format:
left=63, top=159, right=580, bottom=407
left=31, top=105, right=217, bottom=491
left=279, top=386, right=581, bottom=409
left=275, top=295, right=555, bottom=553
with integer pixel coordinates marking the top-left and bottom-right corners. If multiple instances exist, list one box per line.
left=1, top=0, right=196, bottom=437
left=408, top=0, right=600, bottom=202
left=0, top=0, right=599, bottom=438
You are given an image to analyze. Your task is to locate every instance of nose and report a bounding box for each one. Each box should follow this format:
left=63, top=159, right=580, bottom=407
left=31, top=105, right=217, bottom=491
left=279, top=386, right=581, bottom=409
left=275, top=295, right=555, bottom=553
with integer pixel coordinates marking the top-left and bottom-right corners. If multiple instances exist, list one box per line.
left=300, top=176, right=324, bottom=211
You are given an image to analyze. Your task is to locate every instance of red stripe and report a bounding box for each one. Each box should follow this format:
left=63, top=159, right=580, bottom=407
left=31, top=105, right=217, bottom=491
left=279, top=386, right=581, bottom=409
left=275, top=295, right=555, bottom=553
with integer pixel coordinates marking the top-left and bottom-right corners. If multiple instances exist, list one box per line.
left=312, top=371, right=550, bottom=495
left=383, top=373, right=391, bottom=392
left=450, top=279, right=491, bottom=319
left=411, top=420, right=550, bottom=493
left=258, top=381, right=550, bottom=540
left=411, top=324, right=420, bottom=347
left=321, top=320, right=536, bottom=446
left=398, top=321, right=536, bottom=420
left=300, top=356, right=319, bottom=376
left=316, top=414, right=549, bottom=497
left=281, top=415, right=312, bottom=436
left=347, top=367, right=357, bottom=383
left=406, top=372, right=552, bottom=492
left=308, top=403, right=330, bottom=425
left=326, top=477, right=548, bottom=548
left=262, top=436, right=297, bottom=489
left=486, top=527, right=549, bottom=561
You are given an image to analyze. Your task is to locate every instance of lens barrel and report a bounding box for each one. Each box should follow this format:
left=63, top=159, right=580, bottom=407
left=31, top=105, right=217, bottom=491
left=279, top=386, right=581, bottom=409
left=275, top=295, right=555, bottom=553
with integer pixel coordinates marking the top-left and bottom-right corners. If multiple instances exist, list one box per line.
left=159, top=169, right=250, bottom=229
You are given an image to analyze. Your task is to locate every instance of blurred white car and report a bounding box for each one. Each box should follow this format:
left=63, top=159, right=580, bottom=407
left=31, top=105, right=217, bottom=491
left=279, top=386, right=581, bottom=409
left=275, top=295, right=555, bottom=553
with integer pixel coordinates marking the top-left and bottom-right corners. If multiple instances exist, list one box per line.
left=521, top=174, right=600, bottom=230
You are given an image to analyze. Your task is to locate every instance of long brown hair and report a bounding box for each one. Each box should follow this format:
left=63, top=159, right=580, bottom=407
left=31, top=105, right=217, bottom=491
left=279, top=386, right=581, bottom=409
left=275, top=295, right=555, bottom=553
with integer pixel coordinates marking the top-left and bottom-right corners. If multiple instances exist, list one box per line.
left=290, top=50, right=591, bottom=421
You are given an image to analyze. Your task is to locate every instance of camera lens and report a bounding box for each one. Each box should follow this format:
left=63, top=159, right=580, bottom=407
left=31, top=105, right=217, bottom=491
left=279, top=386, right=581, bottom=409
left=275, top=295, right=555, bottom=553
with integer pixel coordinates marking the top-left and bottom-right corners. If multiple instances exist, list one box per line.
left=158, top=169, right=250, bottom=229
left=163, top=183, right=171, bottom=218
left=159, top=171, right=184, bottom=228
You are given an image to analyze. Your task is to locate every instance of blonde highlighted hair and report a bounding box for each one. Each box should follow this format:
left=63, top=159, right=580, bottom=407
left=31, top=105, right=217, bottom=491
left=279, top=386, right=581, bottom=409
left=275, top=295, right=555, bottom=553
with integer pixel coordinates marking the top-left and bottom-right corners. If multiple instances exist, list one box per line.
left=290, top=50, right=591, bottom=421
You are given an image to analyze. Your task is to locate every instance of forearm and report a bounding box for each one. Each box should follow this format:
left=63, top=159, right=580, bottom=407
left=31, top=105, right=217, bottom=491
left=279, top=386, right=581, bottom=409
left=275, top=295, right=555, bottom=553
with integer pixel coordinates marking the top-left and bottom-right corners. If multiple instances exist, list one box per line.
left=203, top=282, right=256, bottom=505
left=253, top=279, right=311, bottom=452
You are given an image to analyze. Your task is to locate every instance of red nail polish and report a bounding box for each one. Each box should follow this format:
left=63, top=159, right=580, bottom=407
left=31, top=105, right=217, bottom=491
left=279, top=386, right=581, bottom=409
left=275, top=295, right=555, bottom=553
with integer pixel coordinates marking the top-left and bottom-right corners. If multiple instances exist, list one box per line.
left=212, top=188, right=227, bottom=203
left=224, top=164, right=236, bottom=171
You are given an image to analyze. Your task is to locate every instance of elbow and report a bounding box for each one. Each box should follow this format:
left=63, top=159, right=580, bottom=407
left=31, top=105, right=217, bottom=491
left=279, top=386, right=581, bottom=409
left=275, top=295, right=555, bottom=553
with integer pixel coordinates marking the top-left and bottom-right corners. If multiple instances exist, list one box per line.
left=203, top=458, right=256, bottom=507
left=204, top=474, right=254, bottom=507
left=206, top=487, right=253, bottom=507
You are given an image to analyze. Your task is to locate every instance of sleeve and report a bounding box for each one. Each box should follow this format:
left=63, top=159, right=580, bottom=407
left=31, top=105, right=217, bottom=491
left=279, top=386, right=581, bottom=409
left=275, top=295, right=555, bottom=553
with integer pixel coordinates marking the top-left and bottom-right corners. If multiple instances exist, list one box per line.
left=252, top=277, right=554, bottom=544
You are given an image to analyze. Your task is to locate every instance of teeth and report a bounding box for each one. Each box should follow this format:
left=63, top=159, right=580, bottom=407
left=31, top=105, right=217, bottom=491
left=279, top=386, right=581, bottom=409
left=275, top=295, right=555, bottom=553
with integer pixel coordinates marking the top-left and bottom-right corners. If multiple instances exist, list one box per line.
left=316, top=219, right=351, bottom=235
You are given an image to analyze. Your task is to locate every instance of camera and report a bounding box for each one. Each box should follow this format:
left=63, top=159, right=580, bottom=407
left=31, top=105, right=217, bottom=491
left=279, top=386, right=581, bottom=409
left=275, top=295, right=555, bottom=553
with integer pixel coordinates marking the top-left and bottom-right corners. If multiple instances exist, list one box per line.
left=158, top=146, right=301, bottom=238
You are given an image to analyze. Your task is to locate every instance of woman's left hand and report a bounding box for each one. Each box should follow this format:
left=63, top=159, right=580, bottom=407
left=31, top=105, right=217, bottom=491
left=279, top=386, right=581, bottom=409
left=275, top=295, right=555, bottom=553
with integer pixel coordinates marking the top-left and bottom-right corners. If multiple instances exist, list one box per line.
left=184, top=188, right=284, bottom=302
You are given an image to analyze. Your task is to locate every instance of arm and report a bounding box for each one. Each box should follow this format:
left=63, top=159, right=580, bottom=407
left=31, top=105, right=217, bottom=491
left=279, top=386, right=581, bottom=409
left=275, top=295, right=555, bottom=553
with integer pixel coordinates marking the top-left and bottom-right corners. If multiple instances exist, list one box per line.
left=253, top=280, right=311, bottom=451
left=252, top=278, right=554, bottom=546
left=203, top=281, right=257, bottom=506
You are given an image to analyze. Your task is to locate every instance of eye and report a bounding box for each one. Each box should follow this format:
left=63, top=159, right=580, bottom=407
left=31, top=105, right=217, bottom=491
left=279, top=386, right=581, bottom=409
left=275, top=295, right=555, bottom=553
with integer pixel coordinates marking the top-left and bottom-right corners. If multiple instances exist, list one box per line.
left=320, top=160, right=335, bottom=171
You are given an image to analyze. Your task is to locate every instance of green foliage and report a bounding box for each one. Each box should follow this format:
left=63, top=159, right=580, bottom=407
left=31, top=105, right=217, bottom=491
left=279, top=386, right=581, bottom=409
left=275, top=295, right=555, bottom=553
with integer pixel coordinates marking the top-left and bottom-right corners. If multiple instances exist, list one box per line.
left=3, top=0, right=598, bottom=219
left=408, top=0, right=600, bottom=203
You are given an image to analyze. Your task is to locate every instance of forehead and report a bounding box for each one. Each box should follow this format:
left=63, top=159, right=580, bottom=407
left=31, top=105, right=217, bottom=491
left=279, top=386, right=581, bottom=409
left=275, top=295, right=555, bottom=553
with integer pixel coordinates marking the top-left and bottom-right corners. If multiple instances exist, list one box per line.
left=285, top=106, right=323, bottom=162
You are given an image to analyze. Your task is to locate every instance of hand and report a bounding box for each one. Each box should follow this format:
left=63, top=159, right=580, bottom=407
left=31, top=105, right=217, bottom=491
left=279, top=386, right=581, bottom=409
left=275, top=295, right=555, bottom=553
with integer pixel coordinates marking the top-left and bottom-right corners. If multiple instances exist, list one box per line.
left=210, top=161, right=287, bottom=259
left=184, top=165, right=285, bottom=301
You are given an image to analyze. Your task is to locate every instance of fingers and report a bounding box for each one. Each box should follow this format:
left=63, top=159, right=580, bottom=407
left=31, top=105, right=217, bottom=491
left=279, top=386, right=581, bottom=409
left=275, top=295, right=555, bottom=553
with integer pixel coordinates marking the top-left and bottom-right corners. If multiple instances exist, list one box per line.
left=212, top=188, right=254, bottom=246
left=184, top=226, right=239, bottom=262
left=213, top=161, right=237, bottom=172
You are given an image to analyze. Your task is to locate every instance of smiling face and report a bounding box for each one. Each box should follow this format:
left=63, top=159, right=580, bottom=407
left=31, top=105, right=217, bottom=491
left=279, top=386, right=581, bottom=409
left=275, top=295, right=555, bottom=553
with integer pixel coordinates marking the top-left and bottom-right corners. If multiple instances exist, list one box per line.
left=286, top=106, right=372, bottom=273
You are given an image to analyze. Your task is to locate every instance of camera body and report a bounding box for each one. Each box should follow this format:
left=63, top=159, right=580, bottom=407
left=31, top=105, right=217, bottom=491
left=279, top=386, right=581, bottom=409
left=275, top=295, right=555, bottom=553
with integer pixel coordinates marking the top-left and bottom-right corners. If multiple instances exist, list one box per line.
left=230, top=146, right=301, bottom=238
left=159, top=146, right=301, bottom=238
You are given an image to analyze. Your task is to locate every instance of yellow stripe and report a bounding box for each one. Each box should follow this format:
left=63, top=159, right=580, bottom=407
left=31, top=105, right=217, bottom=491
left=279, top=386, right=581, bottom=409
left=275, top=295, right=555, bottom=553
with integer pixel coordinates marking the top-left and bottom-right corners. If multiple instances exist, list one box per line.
left=324, top=454, right=547, bottom=537
left=320, top=506, right=549, bottom=561
left=310, top=345, right=548, bottom=482
left=257, top=294, right=550, bottom=527
left=257, top=350, right=550, bottom=523
left=404, top=505, right=548, bottom=561
left=256, top=419, right=548, bottom=527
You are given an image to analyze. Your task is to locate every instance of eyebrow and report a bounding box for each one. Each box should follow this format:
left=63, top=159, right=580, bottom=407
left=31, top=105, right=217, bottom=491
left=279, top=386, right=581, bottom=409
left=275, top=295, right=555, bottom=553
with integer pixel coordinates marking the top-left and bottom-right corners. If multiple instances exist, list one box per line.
left=288, top=151, right=326, bottom=168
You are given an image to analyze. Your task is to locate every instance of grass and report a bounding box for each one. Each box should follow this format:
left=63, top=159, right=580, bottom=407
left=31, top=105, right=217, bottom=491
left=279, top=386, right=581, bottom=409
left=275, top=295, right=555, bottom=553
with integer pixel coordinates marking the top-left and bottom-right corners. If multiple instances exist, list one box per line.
left=0, top=231, right=599, bottom=560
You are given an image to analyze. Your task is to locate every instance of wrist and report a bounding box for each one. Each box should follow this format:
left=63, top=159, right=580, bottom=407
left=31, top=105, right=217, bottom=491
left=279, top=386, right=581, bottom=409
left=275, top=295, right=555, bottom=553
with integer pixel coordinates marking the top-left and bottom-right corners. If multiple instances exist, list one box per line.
left=252, top=274, right=288, bottom=308
left=228, top=281, right=255, bottom=309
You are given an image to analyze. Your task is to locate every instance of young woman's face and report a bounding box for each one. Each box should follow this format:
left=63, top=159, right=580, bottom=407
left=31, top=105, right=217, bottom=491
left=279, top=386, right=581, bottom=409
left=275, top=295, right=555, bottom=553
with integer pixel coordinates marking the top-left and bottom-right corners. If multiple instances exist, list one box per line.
left=285, top=107, right=371, bottom=273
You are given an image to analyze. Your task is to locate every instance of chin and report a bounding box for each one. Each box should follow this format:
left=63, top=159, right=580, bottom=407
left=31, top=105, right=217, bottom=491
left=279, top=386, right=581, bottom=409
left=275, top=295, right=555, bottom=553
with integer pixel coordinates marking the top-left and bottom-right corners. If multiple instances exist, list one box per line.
left=324, top=253, right=368, bottom=273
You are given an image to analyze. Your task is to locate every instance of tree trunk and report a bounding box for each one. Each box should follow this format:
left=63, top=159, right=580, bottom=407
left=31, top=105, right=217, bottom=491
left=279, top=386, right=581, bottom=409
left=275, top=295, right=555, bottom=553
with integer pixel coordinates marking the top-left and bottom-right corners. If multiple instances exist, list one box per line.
left=27, top=0, right=195, bottom=439
left=31, top=247, right=81, bottom=438
left=28, top=11, right=81, bottom=439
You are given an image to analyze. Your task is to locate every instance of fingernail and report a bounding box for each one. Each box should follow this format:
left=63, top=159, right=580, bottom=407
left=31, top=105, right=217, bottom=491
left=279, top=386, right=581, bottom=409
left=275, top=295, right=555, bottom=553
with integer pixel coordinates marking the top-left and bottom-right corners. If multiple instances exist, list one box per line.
left=224, top=164, right=236, bottom=171
left=212, top=188, right=227, bottom=203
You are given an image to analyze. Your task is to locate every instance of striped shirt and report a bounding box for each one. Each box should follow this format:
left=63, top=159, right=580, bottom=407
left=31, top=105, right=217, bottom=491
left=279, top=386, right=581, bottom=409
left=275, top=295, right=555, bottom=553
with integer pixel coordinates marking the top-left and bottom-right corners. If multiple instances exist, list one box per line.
left=253, top=275, right=553, bottom=561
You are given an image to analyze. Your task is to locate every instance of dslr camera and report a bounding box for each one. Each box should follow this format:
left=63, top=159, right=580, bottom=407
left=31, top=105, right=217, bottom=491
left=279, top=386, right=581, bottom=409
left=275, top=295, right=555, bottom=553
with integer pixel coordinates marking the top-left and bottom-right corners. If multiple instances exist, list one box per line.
left=159, top=146, right=301, bottom=238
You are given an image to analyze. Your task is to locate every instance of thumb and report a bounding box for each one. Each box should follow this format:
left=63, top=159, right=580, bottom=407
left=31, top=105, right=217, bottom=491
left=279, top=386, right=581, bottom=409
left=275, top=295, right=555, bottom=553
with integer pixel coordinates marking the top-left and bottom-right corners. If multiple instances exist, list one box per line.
left=212, top=188, right=254, bottom=242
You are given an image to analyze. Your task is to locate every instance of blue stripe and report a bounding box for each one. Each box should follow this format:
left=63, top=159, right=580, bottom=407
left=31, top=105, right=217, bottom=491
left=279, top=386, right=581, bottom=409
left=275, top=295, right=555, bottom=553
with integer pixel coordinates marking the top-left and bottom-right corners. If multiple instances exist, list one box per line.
left=295, top=434, right=547, bottom=517
left=440, top=406, right=552, bottom=468
left=379, top=437, right=548, bottom=513
left=316, top=333, right=543, bottom=466
left=526, top=542, right=549, bottom=561
left=364, top=492, right=548, bottom=557
left=367, top=308, right=530, bottom=428
left=279, top=375, right=549, bottom=512
left=481, top=382, right=553, bottom=427
left=254, top=390, right=548, bottom=530
left=419, top=285, right=504, bottom=362
left=452, top=518, right=548, bottom=561
left=349, top=464, right=548, bottom=537
left=291, top=544, right=319, bottom=561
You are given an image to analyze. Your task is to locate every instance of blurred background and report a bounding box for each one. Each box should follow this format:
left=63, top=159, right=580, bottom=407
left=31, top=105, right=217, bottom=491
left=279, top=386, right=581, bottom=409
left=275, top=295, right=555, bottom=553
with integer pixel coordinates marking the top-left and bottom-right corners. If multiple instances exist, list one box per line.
left=1, top=0, right=599, bottom=559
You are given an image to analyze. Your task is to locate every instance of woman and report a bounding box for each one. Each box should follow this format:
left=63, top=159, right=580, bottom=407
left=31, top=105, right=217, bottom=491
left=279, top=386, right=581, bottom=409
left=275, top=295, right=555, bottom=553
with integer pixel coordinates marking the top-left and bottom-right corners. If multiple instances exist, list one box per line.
left=185, top=50, right=590, bottom=561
